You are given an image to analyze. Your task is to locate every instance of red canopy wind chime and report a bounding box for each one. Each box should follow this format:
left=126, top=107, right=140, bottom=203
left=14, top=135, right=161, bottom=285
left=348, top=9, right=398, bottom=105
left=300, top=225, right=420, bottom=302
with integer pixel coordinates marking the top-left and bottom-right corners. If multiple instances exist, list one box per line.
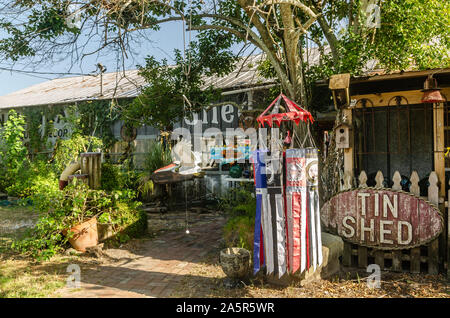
left=252, top=93, right=323, bottom=278
left=256, top=93, right=314, bottom=128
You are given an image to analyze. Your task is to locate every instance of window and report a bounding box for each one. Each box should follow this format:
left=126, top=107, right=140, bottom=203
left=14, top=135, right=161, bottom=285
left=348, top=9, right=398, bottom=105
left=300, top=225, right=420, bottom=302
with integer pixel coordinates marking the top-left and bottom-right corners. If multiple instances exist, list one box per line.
left=353, top=101, right=434, bottom=191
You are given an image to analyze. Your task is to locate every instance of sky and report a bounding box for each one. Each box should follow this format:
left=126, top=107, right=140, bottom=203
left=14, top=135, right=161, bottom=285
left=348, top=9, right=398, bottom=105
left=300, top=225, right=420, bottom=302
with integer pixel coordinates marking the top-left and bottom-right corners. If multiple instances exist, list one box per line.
left=0, top=21, right=189, bottom=96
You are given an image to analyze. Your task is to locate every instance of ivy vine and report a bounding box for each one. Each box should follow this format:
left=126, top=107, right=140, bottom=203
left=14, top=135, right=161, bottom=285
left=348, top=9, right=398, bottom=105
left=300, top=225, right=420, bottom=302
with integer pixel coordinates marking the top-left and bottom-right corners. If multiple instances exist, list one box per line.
left=21, top=98, right=132, bottom=156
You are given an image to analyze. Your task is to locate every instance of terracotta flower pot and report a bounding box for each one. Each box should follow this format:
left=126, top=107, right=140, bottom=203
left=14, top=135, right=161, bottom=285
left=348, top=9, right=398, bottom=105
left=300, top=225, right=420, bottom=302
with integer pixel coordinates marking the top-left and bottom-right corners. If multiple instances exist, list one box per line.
left=65, top=217, right=99, bottom=252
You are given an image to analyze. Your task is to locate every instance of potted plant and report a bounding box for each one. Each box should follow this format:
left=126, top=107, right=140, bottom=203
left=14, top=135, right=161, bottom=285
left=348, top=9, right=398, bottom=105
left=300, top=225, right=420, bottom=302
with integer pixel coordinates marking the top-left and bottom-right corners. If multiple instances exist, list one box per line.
left=65, top=217, right=98, bottom=252
left=60, top=182, right=104, bottom=252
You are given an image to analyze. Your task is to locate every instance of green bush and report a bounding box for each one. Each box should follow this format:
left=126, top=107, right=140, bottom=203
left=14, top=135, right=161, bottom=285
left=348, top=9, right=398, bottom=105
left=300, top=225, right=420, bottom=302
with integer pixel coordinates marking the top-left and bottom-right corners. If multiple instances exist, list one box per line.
left=221, top=187, right=256, bottom=252
left=52, top=134, right=103, bottom=173
left=101, top=162, right=121, bottom=191
left=100, top=207, right=148, bottom=245
left=143, top=140, right=172, bottom=173
left=0, top=110, right=28, bottom=192
left=101, top=161, right=141, bottom=192
left=223, top=214, right=255, bottom=251
left=12, top=182, right=144, bottom=260
left=5, top=160, right=58, bottom=198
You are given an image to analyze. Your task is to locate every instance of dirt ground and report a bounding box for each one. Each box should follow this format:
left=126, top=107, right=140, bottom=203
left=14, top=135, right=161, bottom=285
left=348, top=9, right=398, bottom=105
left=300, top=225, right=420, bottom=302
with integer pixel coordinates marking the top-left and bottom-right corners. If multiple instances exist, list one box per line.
left=173, top=250, right=450, bottom=298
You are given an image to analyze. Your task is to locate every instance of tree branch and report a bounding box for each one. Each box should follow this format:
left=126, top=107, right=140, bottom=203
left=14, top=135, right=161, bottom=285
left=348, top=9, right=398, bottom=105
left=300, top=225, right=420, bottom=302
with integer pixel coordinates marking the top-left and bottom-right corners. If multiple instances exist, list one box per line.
left=189, top=18, right=294, bottom=97
left=256, top=0, right=318, bottom=19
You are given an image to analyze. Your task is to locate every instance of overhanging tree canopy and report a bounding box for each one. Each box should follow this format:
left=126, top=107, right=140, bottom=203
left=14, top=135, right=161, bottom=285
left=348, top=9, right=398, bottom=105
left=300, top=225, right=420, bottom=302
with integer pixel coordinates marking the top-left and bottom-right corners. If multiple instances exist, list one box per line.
left=0, top=1, right=448, bottom=114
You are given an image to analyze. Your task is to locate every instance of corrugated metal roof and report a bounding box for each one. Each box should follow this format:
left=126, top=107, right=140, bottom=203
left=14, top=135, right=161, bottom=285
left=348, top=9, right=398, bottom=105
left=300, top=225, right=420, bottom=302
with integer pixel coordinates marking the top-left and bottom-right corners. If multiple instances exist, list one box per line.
left=1, top=48, right=360, bottom=109
left=0, top=54, right=279, bottom=109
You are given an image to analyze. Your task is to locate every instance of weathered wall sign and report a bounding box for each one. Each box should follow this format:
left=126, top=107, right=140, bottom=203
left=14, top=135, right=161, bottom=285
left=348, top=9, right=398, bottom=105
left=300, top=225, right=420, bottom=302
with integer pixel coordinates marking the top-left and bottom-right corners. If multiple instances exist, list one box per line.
left=321, top=188, right=443, bottom=249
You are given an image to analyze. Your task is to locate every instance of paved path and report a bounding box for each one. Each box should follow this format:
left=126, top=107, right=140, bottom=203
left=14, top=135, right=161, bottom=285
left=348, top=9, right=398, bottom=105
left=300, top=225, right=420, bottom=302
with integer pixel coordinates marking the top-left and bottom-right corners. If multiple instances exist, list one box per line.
left=56, top=214, right=226, bottom=298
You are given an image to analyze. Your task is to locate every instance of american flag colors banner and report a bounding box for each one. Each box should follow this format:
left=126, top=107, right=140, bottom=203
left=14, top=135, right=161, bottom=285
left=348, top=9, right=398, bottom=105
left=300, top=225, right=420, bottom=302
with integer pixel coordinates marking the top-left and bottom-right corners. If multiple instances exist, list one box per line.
left=252, top=148, right=323, bottom=277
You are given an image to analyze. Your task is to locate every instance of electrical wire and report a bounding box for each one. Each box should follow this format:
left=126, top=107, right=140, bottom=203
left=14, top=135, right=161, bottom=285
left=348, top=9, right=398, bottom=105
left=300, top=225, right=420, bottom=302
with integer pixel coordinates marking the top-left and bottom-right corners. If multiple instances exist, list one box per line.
left=0, top=66, right=94, bottom=77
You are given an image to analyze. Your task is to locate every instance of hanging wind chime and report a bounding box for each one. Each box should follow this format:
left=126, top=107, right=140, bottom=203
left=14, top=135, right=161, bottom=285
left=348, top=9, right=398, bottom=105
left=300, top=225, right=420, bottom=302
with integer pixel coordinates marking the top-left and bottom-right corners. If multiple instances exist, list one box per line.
left=251, top=94, right=323, bottom=277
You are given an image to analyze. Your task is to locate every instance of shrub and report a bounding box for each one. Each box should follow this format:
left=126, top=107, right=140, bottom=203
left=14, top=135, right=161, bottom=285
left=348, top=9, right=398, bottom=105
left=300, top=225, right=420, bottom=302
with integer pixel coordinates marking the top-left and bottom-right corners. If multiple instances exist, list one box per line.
left=52, top=134, right=103, bottom=173
left=5, top=160, right=58, bottom=198
left=143, top=140, right=172, bottom=173
left=223, top=214, right=255, bottom=251
left=0, top=110, right=28, bottom=192
left=12, top=182, right=144, bottom=260
left=221, top=186, right=256, bottom=252
left=101, top=162, right=121, bottom=191
left=99, top=203, right=148, bottom=245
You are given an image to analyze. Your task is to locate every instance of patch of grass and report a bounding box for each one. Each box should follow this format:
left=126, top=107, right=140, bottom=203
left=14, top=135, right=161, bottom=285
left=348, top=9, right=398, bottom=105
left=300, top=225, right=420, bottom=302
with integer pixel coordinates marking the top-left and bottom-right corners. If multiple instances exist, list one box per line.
left=0, top=205, right=38, bottom=253
left=0, top=206, right=72, bottom=297
left=0, top=257, right=70, bottom=298
left=0, top=205, right=37, bottom=222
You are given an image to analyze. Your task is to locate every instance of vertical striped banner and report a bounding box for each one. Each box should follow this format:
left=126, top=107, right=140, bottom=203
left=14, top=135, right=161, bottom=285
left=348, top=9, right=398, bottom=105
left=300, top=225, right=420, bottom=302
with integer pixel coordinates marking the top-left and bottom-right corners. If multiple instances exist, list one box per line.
left=266, top=157, right=287, bottom=277
left=285, top=149, right=306, bottom=274
left=306, top=148, right=322, bottom=270
left=251, top=150, right=267, bottom=274
left=252, top=148, right=322, bottom=277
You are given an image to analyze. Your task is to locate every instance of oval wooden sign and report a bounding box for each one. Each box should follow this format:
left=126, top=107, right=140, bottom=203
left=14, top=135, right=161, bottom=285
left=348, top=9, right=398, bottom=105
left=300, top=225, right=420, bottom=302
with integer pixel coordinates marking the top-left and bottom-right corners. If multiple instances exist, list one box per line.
left=321, top=188, right=443, bottom=249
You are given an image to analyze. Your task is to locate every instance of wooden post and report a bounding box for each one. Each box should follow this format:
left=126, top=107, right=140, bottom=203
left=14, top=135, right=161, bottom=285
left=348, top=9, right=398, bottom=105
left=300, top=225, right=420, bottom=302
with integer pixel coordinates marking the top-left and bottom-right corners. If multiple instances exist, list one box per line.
left=448, top=185, right=450, bottom=280
left=375, top=250, right=384, bottom=270
left=343, top=108, right=354, bottom=180
left=342, top=108, right=354, bottom=269
left=392, top=251, right=403, bottom=272
left=428, top=172, right=440, bottom=274
left=358, top=246, right=368, bottom=268
left=343, top=171, right=353, bottom=190
left=392, top=171, right=402, bottom=190
left=433, top=103, right=445, bottom=198
left=358, top=170, right=368, bottom=188
left=432, top=101, right=445, bottom=275
left=410, top=171, right=421, bottom=273
left=375, top=171, right=384, bottom=188
left=343, top=243, right=352, bottom=267
left=391, top=171, right=403, bottom=271
left=80, top=152, right=102, bottom=189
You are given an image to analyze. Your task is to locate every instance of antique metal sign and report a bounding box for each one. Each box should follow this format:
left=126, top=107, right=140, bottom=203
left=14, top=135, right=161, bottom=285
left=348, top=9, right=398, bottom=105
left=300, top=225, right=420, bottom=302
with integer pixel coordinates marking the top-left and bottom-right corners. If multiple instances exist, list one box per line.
left=321, top=188, right=443, bottom=249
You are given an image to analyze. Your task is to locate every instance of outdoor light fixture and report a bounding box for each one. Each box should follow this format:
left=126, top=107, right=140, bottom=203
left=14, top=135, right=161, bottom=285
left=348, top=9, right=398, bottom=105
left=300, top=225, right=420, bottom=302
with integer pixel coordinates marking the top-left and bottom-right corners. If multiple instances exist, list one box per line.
left=421, top=75, right=446, bottom=104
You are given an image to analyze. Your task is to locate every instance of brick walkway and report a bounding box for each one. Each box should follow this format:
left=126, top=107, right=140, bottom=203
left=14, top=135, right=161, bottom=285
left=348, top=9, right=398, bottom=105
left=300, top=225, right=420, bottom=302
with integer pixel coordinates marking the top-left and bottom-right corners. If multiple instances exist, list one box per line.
left=56, top=215, right=226, bottom=298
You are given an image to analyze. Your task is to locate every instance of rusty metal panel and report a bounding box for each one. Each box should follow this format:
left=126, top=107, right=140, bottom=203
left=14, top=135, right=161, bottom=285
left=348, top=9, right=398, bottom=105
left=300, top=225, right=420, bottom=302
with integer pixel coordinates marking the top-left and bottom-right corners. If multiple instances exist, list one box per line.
left=321, top=188, right=443, bottom=249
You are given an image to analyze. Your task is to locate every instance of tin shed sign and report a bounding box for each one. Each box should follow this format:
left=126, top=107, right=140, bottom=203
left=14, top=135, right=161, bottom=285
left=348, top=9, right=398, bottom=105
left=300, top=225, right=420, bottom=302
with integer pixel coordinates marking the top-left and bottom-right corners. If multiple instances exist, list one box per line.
left=321, top=189, right=443, bottom=249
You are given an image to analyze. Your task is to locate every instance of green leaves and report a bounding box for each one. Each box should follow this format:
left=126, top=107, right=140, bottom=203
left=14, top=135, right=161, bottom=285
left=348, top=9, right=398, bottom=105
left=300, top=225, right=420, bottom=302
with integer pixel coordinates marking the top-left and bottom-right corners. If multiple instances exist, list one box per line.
left=13, top=182, right=142, bottom=260
left=0, top=110, right=28, bottom=192
left=52, top=134, right=103, bottom=173
left=124, top=39, right=229, bottom=131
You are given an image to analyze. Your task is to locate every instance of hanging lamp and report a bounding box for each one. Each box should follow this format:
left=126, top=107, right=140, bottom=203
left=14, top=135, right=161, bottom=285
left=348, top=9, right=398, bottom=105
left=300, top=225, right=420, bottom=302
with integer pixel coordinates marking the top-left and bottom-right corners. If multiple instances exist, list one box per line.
left=421, top=75, right=446, bottom=104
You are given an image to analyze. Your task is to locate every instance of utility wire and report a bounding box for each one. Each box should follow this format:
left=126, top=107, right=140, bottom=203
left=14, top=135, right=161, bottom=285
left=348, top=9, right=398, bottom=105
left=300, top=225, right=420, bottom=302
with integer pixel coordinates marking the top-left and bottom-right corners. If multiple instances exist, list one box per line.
left=0, top=66, right=95, bottom=77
